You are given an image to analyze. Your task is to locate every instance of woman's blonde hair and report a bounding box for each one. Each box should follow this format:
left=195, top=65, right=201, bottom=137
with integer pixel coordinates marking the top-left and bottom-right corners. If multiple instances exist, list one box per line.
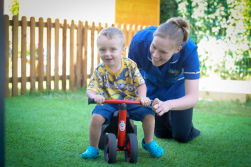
left=97, top=27, right=126, bottom=48
left=153, top=17, right=190, bottom=48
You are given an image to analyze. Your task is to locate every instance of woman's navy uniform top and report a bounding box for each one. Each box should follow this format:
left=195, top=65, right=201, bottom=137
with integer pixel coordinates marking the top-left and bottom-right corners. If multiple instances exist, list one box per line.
left=128, top=26, right=200, bottom=101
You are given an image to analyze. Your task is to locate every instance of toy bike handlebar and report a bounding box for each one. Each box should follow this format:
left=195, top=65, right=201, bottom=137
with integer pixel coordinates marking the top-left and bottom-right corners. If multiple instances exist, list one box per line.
left=88, top=98, right=154, bottom=106
left=88, top=98, right=142, bottom=105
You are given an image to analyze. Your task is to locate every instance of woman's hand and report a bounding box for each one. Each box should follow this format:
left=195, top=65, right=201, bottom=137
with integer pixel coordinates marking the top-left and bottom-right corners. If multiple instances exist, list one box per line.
left=94, top=95, right=105, bottom=106
left=152, top=98, right=171, bottom=116
left=139, top=96, right=151, bottom=107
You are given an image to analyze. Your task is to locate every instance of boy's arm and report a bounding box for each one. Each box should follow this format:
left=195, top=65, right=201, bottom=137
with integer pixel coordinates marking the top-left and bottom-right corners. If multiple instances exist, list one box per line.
left=86, top=89, right=98, bottom=99
left=137, top=83, right=147, bottom=97
left=86, top=67, right=106, bottom=105
left=86, top=89, right=105, bottom=106
left=137, top=83, right=151, bottom=106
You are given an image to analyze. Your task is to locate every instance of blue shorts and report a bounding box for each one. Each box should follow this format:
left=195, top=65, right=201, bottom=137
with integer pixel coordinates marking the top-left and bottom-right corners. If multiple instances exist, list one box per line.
left=92, top=103, right=154, bottom=124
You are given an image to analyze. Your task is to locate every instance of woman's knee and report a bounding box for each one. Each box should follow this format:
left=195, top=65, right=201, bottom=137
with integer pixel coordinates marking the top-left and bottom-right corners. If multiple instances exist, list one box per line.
left=172, top=128, right=200, bottom=143
left=173, top=135, right=190, bottom=143
left=154, top=130, right=172, bottom=139
left=172, top=130, right=191, bottom=143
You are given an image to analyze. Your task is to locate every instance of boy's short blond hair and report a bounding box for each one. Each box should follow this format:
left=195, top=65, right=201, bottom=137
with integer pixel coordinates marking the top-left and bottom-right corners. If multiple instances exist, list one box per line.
left=97, top=27, right=126, bottom=48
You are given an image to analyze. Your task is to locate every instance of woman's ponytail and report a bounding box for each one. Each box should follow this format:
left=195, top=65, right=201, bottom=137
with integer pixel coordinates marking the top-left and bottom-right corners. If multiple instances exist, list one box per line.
left=154, top=17, right=190, bottom=48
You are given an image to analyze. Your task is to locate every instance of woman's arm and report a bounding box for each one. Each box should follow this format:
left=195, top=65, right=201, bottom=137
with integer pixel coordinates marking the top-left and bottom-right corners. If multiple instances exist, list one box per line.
left=137, top=83, right=151, bottom=106
left=153, top=79, right=199, bottom=116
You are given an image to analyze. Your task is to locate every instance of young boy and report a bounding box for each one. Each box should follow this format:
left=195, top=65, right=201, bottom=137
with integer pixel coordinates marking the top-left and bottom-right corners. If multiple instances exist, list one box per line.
left=81, top=27, right=163, bottom=159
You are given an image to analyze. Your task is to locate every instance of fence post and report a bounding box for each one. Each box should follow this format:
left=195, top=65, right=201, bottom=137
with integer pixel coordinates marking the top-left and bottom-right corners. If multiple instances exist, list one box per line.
left=62, top=19, right=67, bottom=91
left=121, top=24, right=127, bottom=57
left=132, top=25, right=137, bottom=37
left=70, top=20, right=75, bottom=91
left=127, top=24, right=132, bottom=57
left=12, top=15, right=18, bottom=96
left=82, top=21, right=88, bottom=87
left=30, top=17, right=36, bottom=93
left=4, top=15, right=9, bottom=97
left=97, top=22, right=102, bottom=65
left=38, top=17, right=44, bottom=92
left=47, top=18, right=52, bottom=90
left=90, top=22, right=95, bottom=77
left=21, top=16, right=27, bottom=94
left=76, top=20, right=82, bottom=89
left=54, top=19, right=59, bottom=91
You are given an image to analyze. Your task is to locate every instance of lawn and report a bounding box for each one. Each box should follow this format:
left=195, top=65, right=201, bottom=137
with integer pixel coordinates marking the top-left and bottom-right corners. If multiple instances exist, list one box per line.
left=5, top=89, right=251, bottom=167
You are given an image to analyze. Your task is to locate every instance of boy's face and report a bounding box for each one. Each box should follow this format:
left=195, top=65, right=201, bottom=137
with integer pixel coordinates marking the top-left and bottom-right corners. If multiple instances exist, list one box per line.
left=97, top=35, right=126, bottom=69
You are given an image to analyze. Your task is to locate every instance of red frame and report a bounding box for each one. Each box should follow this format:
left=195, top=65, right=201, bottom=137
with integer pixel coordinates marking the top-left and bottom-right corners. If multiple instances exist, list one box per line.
left=104, top=100, right=141, bottom=153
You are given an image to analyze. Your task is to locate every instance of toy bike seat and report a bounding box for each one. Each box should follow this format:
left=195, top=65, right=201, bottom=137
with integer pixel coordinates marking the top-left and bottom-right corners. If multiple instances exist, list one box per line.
left=103, top=110, right=135, bottom=134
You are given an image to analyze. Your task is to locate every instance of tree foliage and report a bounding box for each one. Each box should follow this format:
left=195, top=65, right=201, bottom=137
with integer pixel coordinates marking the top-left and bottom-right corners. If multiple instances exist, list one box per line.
left=161, top=0, right=251, bottom=80
left=160, top=0, right=179, bottom=24
left=8, top=0, right=19, bottom=17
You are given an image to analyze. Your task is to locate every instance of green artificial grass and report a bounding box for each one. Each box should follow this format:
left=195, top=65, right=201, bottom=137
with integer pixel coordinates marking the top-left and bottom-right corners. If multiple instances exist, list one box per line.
left=5, top=90, right=251, bottom=166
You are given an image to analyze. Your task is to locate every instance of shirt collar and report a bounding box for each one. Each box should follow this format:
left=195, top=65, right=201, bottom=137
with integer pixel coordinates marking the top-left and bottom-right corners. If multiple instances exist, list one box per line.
left=170, top=52, right=179, bottom=64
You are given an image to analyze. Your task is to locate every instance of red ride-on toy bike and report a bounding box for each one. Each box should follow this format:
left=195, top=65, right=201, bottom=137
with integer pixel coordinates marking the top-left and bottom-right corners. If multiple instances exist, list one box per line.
left=88, top=98, right=143, bottom=163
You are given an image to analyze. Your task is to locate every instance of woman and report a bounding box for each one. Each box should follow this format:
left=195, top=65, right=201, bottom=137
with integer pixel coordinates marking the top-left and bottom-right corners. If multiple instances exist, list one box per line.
left=128, top=17, right=200, bottom=143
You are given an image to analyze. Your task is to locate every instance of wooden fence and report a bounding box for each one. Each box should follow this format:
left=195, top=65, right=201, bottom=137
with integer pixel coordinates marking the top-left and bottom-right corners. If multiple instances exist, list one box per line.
left=4, top=15, right=147, bottom=97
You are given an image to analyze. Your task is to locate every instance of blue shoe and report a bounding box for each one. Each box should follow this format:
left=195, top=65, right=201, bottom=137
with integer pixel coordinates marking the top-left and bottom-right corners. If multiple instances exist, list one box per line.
left=81, top=146, right=100, bottom=159
left=142, top=139, right=164, bottom=157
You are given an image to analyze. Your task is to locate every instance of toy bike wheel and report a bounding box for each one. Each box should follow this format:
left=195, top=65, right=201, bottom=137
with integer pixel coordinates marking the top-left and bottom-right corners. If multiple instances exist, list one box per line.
left=98, top=125, right=107, bottom=150
left=104, top=133, right=117, bottom=163
left=134, top=125, right=137, bottom=136
left=125, top=133, right=138, bottom=163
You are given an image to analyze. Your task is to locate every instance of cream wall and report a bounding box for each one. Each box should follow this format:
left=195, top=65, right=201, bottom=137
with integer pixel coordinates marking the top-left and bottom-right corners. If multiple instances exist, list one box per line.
left=17, top=0, right=115, bottom=24
left=4, top=0, right=11, bottom=15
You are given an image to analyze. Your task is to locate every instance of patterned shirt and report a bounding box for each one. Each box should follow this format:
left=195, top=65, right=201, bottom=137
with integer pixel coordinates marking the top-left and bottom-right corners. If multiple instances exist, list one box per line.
left=87, top=57, right=145, bottom=100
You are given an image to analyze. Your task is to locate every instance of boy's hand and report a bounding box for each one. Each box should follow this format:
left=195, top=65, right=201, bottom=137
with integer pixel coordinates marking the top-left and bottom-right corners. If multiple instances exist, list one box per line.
left=139, top=96, right=151, bottom=107
left=94, top=95, right=105, bottom=106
